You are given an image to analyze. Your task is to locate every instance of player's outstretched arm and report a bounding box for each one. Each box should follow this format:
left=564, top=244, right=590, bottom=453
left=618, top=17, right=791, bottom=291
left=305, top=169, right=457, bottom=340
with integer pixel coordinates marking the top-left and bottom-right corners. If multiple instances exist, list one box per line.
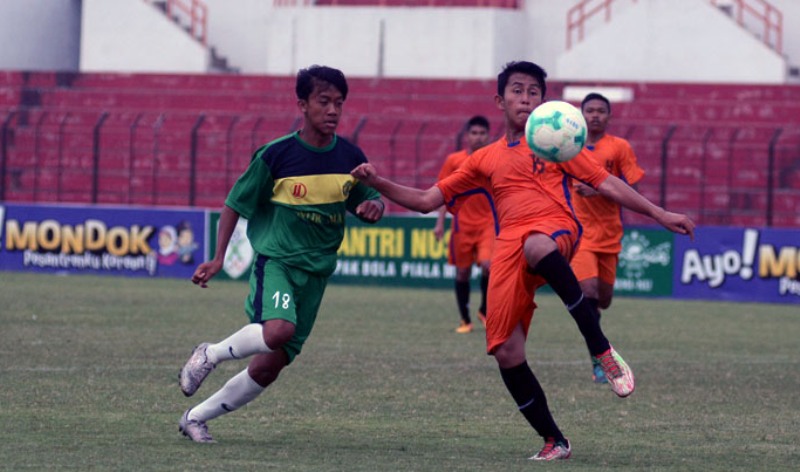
left=352, top=163, right=445, bottom=213
left=192, top=205, right=240, bottom=288
left=597, top=175, right=695, bottom=240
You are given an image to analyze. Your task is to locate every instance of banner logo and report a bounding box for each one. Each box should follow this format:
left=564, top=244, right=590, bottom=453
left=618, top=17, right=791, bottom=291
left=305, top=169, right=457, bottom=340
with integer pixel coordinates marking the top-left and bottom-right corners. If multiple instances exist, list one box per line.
left=618, top=230, right=671, bottom=279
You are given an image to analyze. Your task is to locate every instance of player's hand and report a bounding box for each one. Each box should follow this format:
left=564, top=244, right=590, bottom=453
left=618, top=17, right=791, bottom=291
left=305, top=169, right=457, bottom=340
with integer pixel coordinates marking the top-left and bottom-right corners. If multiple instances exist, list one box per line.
left=355, top=199, right=385, bottom=223
left=351, top=163, right=378, bottom=185
left=574, top=182, right=598, bottom=197
left=192, top=259, right=223, bottom=288
left=433, top=222, right=444, bottom=241
left=658, top=211, right=696, bottom=241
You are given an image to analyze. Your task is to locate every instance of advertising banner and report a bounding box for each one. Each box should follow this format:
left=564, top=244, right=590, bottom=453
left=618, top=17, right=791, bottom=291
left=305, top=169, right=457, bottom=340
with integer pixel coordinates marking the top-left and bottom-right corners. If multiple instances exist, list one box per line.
left=208, top=211, right=253, bottom=281
left=614, top=228, right=674, bottom=297
left=0, top=203, right=205, bottom=279
left=333, top=215, right=466, bottom=288
left=674, top=226, right=800, bottom=304
left=206, top=212, right=474, bottom=288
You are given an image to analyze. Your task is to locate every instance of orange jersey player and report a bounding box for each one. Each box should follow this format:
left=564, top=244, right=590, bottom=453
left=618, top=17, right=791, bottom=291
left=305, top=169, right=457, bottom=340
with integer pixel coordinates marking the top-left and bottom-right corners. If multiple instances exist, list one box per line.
left=437, top=130, right=613, bottom=359
left=433, top=115, right=496, bottom=333
left=570, top=93, right=645, bottom=384
left=352, top=61, right=694, bottom=461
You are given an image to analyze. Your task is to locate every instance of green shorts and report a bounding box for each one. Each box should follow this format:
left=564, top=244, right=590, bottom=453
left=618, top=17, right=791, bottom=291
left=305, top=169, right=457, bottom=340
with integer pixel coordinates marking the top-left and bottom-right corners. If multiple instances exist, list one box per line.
left=245, top=255, right=328, bottom=364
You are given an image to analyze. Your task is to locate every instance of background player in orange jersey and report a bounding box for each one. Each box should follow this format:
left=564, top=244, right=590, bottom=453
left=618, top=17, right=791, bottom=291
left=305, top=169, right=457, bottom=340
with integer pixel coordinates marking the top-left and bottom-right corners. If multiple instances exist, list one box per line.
left=353, top=61, right=695, bottom=461
left=571, top=92, right=645, bottom=384
left=433, top=115, right=496, bottom=334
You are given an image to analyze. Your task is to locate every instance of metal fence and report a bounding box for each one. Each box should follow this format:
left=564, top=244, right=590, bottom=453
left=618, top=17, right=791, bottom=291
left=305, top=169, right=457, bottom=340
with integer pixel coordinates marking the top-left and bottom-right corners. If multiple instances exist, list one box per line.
left=1, top=107, right=798, bottom=228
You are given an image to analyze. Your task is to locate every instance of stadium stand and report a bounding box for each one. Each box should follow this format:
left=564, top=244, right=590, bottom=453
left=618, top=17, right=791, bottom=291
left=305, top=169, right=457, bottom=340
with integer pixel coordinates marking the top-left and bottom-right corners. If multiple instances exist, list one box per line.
left=0, top=70, right=798, bottom=227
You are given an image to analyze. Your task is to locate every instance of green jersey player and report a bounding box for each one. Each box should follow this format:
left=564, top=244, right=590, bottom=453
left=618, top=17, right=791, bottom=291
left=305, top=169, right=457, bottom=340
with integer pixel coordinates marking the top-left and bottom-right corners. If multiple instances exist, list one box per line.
left=178, top=65, right=385, bottom=443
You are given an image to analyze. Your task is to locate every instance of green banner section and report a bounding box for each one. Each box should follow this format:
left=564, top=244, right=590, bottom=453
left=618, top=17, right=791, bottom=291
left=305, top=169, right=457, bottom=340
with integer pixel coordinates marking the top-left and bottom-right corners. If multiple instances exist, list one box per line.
left=332, top=215, right=469, bottom=288
left=207, top=213, right=469, bottom=287
left=206, top=211, right=675, bottom=294
left=614, top=228, right=674, bottom=296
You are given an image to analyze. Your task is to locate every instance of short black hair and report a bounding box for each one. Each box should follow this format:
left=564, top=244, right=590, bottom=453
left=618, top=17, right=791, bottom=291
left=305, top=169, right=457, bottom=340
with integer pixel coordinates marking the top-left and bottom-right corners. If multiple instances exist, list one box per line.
left=497, top=61, right=547, bottom=98
left=296, top=65, right=349, bottom=101
left=467, top=115, right=490, bottom=130
left=581, top=92, right=611, bottom=113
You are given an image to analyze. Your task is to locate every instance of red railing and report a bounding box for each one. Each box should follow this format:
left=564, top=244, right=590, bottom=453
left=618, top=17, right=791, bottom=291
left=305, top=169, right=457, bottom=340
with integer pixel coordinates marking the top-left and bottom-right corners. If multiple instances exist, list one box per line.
left=568, top=0, right=782, bottom=54
left=281, top=0, right=520, bottom=7
left=566, top=0, right=636, bottom=50
left=144, top=0, right=208, bottom=45
left=710, top=0, right=782, bottom=54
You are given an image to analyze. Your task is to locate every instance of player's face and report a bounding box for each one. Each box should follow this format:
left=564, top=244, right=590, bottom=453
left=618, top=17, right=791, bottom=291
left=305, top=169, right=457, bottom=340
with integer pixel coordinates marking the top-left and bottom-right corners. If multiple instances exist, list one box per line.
left=299, top=81, right=344, bottom=138
left=465, top=125, right=490, bottom=153
left=582, top=99, right=610, bottom=134
left=497, top=73, right=543, bottom=132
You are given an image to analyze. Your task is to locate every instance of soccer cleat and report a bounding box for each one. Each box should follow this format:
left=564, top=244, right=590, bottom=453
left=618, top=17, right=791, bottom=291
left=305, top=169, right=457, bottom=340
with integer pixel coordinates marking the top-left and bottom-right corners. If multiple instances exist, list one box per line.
left=179, top=409, right=215, bottom=443
left=592, top=357, right=609, bottom=384
left=455, top=321, right=473, bottom=334
left=530, top=437, right=571, bottom=461
left=594, top=346, right=634, bottom=397
left=179, top=342, right=216, bottom=397
left=477, top=311, right=487, bottom=328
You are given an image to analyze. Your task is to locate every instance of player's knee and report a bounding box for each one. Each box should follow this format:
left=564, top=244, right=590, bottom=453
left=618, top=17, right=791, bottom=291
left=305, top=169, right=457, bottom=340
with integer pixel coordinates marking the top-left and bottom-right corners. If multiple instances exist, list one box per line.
left=263, top=319, right=295, bottom=349
left=248, top=352, right=288, bottom=387
left=455, top=267, right=471, bottom=282
left=491, top=342, right=526, bottom=368
left=599, top=297, right=612, bottom=310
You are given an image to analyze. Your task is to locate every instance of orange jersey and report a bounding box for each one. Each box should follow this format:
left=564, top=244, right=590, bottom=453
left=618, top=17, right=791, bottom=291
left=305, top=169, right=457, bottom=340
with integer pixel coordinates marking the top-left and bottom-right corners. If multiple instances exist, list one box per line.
left=437, top=149, right=496, bottom=233
left=437, top=136, right=610, bottom=242
left=573, top=134, right=645, bottom=253
left=436, top=136, right=610, bottom=354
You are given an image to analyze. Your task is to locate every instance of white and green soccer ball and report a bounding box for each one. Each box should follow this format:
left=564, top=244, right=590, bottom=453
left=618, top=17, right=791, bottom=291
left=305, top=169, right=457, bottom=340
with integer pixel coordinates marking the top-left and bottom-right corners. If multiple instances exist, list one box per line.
left=525, top=100, right=587, bottom=163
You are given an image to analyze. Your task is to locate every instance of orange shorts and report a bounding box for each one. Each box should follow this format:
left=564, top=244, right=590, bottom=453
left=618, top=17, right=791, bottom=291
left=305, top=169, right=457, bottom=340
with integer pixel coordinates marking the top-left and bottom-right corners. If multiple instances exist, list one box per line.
left=484, top=219, right=579, bottom=354
left=571, top=249, right=618, bottom=285
left=448, top=224, right=495, bottom=268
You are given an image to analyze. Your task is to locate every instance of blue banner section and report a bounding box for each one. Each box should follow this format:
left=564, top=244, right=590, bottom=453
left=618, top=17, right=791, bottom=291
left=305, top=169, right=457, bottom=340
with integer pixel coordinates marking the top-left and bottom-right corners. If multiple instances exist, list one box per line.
left=674, top=226, right=800, bottom=304
left=2, top=203, right=798, bottom=305
left=0, top=203, right=205, bottom=279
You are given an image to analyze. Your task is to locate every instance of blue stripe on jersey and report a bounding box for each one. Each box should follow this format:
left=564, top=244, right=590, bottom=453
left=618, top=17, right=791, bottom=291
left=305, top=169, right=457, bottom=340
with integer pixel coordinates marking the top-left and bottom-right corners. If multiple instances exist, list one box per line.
left=445, top=187, right=500, bottom=236
left=253, top=254, right=268, bottom=323
left=551, top=228, right=580, bottom=252
left=559, top=171, right=583, bottom=242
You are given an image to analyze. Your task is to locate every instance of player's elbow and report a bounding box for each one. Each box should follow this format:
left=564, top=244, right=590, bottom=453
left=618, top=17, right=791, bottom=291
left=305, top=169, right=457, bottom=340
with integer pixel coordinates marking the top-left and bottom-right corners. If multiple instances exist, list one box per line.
left=416, top=205, right=437, bottom=214
left=416, top=189, right=445, bottom=214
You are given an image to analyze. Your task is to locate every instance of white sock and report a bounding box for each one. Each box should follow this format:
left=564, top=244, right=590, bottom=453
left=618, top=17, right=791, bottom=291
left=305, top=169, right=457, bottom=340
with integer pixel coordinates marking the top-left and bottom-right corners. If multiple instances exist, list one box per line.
left=206, top=323, right=271, bottom=364
left=188, top=369, right=265, bottom=422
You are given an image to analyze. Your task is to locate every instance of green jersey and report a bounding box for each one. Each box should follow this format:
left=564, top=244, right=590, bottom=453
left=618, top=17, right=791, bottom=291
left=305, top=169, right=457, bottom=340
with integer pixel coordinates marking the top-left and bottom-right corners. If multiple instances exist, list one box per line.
left=225, top=132, right=380, bottom=276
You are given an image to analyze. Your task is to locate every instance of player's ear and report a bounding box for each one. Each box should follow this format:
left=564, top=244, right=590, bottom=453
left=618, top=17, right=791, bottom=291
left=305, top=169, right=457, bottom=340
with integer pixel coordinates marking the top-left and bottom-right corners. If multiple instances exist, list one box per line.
left=494, top=94, right=505, bottom=111
left=297, top=99, right=308, bottom=113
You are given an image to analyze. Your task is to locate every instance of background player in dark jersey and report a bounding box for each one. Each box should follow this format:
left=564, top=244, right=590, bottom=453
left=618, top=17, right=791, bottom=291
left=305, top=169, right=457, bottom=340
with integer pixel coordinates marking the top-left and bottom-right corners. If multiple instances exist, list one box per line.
left=177, top=65, right=385, bottom=443
left=433, top=115, right=495, bottom=333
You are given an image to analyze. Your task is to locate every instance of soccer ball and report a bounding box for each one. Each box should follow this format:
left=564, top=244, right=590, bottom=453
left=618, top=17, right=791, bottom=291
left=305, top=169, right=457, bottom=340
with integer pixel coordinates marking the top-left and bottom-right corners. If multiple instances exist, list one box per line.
left=525, top=100, right=587, bottom=163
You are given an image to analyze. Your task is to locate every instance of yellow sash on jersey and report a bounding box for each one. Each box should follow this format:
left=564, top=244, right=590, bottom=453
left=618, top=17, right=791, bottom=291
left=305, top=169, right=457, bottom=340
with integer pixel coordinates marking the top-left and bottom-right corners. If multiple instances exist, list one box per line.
left=271, top=174, right=356, bottom=206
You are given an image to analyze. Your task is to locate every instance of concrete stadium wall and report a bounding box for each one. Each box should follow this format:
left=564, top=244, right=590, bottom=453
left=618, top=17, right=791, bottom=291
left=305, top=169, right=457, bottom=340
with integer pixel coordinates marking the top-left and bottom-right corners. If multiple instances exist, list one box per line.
left=0, top=0, right=81, bottom=72
left=202, top=0, right=795, bottom=83
left=556, top=0, right=786, bottom=83
left=80, top=0, right=208, bottom=73
left=0, top=0, right=798, bottom=83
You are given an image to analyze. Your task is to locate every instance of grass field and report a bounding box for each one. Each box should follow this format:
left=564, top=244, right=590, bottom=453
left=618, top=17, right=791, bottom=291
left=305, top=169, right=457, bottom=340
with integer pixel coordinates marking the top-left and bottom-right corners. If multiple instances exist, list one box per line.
left=1, top=271, right=798, bottom=471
